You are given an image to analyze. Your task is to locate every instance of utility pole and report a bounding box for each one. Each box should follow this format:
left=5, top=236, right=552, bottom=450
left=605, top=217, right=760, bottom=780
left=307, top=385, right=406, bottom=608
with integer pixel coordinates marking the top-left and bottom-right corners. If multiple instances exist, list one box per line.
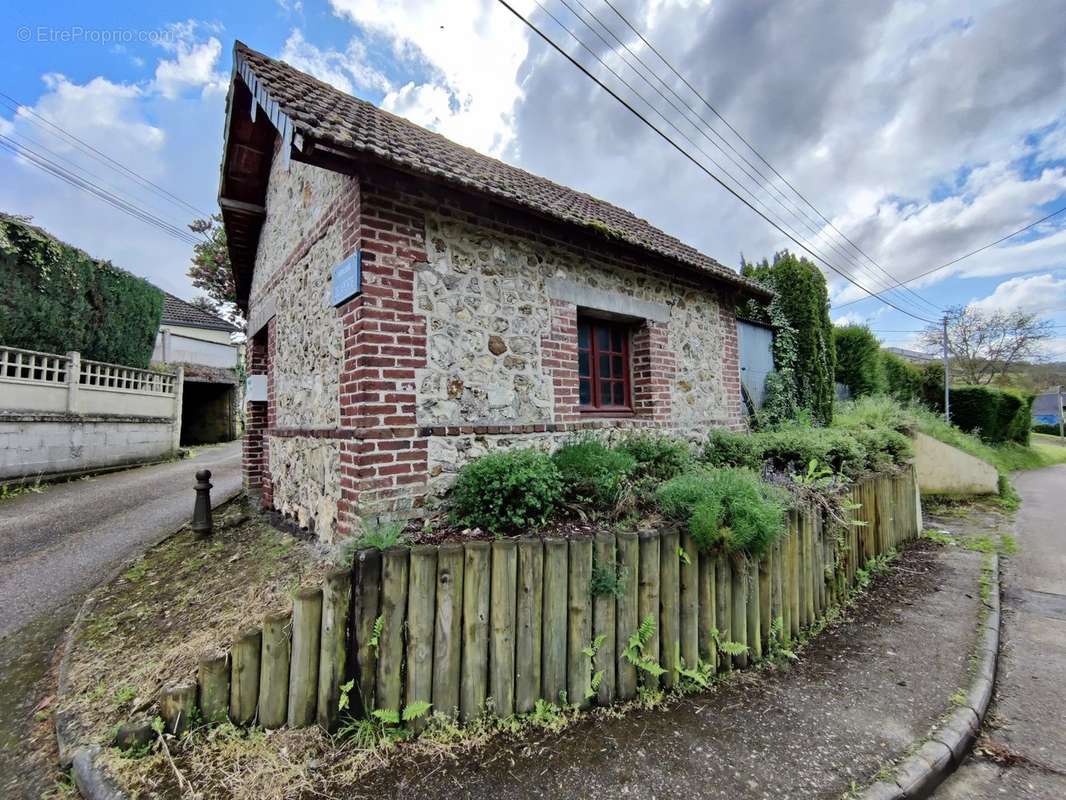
left=942, top=314, right=950, bottom=423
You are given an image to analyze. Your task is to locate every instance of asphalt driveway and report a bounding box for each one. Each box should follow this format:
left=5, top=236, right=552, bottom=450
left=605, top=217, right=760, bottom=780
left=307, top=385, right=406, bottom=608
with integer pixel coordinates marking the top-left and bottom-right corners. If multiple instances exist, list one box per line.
left=0, top=441, right=242, bottom=798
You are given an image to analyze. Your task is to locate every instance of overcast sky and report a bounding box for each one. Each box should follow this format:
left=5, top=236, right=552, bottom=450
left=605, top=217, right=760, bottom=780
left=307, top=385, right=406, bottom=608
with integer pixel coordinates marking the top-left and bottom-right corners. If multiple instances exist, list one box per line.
left=3, top=0, right=1065, bottom=356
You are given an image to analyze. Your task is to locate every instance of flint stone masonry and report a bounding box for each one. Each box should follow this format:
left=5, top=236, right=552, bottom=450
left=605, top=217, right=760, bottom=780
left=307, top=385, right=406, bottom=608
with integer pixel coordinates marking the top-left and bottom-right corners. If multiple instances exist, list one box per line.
left=268, top=435, right=342, bottom=542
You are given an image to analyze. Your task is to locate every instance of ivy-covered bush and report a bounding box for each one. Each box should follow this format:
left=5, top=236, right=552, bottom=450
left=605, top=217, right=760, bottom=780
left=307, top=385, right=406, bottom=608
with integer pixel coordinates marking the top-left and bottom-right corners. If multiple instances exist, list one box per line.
left=614, top=433, right=694, bottom=483
left=0, top=214, right=163, bottom=367
left=450, top=449, right=563, bottom=533
left=833, top=325, right=886, bottom=398
left=552, top=439, right=636, bottom=507
left=739, top=250, right=835, bottom=424
left=657, top=468, right=787, bottom=555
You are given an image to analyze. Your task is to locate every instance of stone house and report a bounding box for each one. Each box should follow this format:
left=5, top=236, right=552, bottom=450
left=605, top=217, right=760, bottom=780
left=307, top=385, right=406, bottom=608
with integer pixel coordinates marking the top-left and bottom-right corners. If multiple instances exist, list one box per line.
left=219, top=42, right=771, bottom=542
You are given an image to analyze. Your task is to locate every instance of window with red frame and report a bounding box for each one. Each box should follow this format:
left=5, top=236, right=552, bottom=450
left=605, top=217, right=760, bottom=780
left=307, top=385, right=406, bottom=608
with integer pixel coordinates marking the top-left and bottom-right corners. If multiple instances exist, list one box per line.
left=578, top=316, right=631, bottom=412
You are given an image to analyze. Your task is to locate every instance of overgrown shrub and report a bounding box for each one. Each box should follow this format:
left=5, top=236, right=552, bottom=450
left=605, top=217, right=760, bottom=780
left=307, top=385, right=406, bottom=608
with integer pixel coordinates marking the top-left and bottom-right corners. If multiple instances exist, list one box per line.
left=739, top=251, right=835, bottom=424
left=551, top=439, right=636, bottom=508
left=657, top=468, right=787, bottom=555
left=0, top=214, right=164, bottom=367
left=832, top=396, right=913, bottom=433
left=849, top=428, right=912, bottom=470
left=755, top=428, right=869, bottom=478
left=703, top=429, right=761, bottom=469
left=1033, top=423, right=1063, bottom=436
left=614, top=433, right=693, bottom=483
left=881, top=351, right=922, bottom=403
left=833, top=325, right=886, bottom=398
left=451, top=449, right=563, bottom=533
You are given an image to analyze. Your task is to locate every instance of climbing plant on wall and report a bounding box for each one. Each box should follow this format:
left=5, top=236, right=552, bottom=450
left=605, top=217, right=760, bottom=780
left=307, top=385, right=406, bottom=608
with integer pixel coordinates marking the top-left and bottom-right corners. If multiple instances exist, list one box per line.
left=738, top=250, right=835, bottom=425
left=0, top=214, right=163, bottom=367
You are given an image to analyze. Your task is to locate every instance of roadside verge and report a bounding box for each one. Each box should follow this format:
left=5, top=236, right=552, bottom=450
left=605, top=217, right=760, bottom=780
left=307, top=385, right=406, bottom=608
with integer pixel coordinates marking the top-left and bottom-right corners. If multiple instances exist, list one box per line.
left=859, top=554, right=1000, bottom=800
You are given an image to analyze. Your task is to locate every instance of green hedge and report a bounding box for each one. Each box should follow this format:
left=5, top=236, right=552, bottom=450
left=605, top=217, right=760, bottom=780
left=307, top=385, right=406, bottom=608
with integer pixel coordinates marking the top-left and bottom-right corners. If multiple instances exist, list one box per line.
left=833, top=325, right=886, bottom=398
left=926, top=385, right=1034, bottom=445
left=881, top=351, right=923, bottom=403
left=0, top=215, right=163, bottom=367
left=1033, top=423, right=1063, bottom=436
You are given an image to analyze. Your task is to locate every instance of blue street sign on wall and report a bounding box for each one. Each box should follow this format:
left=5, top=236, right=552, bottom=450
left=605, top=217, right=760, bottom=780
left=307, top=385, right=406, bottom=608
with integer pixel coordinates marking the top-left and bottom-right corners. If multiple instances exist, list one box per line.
left=331, top=251, right=362, bottom=306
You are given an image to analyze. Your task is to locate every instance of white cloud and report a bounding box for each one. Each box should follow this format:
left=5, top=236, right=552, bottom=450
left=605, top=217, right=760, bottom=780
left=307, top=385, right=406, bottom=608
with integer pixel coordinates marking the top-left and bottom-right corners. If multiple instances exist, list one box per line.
left=152, top=24, right=226, bottom=99
left=329, top=0, right=530, bottom=155
left=969, top=273, right=1066, bottom=315
left=279, top=29, right=390, bottom=96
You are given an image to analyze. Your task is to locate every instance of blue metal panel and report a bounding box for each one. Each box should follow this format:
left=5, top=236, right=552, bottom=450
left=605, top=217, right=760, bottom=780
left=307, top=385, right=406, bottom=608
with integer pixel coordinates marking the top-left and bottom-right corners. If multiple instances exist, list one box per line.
left=331, top=251, right=362, bottom=306
left=737, top=319, right=774, bottom=410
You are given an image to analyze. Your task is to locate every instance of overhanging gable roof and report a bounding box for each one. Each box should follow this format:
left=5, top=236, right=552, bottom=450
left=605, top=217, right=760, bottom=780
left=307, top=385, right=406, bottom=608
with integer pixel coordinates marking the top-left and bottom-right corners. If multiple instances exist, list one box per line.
left=219, top=41, right=772, bottom=309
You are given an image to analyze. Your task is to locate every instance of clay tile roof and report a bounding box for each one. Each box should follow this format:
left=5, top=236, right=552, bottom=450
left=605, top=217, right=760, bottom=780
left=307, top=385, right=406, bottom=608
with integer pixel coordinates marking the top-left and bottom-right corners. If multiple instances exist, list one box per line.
left=161, top=292, right=237, bottom=332
left=232, top=41, right=770, bottom=298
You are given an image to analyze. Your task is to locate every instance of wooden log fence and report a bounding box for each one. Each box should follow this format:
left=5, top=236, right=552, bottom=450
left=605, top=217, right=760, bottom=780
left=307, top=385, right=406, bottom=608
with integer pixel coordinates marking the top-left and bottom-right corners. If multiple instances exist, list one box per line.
left=152, top=468, right=921, bottom=735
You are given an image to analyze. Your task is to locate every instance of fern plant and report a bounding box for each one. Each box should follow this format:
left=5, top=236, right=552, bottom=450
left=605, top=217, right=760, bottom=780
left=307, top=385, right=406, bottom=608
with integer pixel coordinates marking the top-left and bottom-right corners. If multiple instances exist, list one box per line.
left=623, top=615, right=665, bottom=681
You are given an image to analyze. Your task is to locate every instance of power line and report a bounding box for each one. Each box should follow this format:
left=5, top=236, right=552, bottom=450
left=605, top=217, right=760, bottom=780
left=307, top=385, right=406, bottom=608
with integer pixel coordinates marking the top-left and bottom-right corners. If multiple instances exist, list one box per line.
left=0, top=90, right=213, bottom=219
left=836, top=204, right=1066, bottom=309
left=497, top=0, right=938, bottom=323
left=597, top=0, right=942, bottom=316
left=0, top=135, right=201, bottom=246
left=557, top=0, right=936, bottom=317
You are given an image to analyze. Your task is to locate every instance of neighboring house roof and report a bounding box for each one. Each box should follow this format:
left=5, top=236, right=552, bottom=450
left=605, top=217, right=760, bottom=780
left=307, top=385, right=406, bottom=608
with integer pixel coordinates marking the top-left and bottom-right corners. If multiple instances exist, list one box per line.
left=884, top=346, right=935, bottom=364
left=161, top=292, right=238, bottom=333
left=219, top=41, right=771, bottom=308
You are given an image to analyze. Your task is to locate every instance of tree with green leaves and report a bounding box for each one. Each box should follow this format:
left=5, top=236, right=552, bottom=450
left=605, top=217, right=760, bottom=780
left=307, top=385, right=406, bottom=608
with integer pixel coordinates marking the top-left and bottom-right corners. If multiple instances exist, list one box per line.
left=188, top=215, right=243, bottom=327
left=833, top=325, right=886, bottom=398
left=739, top=251, right=835, bottom=424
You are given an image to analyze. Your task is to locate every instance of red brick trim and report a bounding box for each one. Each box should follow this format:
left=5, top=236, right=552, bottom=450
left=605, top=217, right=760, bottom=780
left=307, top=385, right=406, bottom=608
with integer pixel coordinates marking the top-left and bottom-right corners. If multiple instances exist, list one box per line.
left=718, top=294, right=743, bottom=427
left=542, top=299, right=580, bottom=424
left=631, top=320, right=676, bottom=421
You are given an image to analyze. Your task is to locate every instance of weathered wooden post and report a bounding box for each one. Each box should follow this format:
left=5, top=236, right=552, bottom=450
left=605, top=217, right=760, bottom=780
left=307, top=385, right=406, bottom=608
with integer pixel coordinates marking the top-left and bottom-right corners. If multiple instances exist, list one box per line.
left=715, top=555, right=732, bottom=672
left=515, top=538, right=543, bottom=714
left=697, top=547, right=717, bottom=672
left=161, top=682, right=197, bottom=736
left=490, top=539, right=518, bottom=716
left=637, top=532, right=661, bottom=685
left=229, top=628, right=260, bottom=725
left=460, top=541, right=490, bottom=722
left=757, top=553, right=771, bottom=654
left=659, top=529, right=681, bottom=688
left=350, top=549, right=381, bottom=717
left=376, top=547, right=409, bottom=715
left=288, top=587, right=323, bottom=728
left=615, top=532, right=639, bottom=700
left=259, top=610, right=291, bottom=729
left=731, top=556, right=749, bottom=668
left=592, top=532, right=616, bottom=705
left=567, top=537, right=594, bottom=708
left=678, top=532, right=700, bottom=675
left=433, top=543, right=464, bottom=720
left=191, top=469, right=213, bottom=538
left=541, top=539, right=569, bottom=705
left=197, top=654, right=229, bottom=725
left=317, top=568, right=351, bottom=731
left=406, top=546, right=437, bottom=731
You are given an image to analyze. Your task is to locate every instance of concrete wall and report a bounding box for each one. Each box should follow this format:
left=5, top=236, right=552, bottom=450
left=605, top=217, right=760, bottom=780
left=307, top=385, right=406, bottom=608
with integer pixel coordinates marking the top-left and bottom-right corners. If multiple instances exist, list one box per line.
left=0, top=413, right=177, bottom=480
left=913, top=432, right=999, bottom=496
left=0, top=346, right=182, bottom=481
left=153, top=328, right=238, bottom=369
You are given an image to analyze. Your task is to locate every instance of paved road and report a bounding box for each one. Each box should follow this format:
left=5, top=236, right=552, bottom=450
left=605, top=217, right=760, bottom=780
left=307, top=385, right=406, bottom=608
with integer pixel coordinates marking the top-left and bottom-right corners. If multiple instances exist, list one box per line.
left=0, top=441, right=242, bottom=799
left=0, top=441, right=242, bottom=638
left=937, top=464, right=1066, bottom=798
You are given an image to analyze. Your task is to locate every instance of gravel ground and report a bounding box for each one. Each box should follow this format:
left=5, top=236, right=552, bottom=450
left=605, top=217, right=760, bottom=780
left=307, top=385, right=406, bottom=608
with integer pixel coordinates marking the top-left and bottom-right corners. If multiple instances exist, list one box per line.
left=345, top=540, right=984, bottom=800
left=0, top=441, right=242, bottom=800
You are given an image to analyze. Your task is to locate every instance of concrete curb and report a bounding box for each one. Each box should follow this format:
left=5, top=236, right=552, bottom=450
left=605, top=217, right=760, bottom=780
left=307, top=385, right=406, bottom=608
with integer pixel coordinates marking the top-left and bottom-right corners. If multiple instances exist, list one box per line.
left=54, top=489, right=242, bottom=799
left=859, top=553, right=1001, bottom=800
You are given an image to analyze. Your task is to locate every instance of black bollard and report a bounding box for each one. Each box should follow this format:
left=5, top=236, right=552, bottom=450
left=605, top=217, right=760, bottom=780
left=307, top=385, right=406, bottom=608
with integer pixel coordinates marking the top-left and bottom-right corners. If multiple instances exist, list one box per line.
left=192, top=468, right=213, bottom=538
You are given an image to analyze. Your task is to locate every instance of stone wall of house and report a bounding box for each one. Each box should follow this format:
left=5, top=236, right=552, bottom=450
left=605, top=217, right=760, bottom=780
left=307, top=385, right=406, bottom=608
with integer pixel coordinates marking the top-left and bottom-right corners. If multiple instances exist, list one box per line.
left=416, top=212, right=735, bottom=493
left=248, top=150, right=353, bottom=536
left=271, top=221, right=344, bottom=428
left=268, top=435, right=343, bottom=543
left=251, top=155, right=350, bottom=298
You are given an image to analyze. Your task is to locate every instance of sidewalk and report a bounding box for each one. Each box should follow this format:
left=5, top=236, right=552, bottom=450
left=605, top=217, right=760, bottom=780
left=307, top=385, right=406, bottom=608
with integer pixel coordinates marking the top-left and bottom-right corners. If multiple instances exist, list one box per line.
left=348, top=540, right=985, bottom=799
left=936, top=465, right=1066, bottom=799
